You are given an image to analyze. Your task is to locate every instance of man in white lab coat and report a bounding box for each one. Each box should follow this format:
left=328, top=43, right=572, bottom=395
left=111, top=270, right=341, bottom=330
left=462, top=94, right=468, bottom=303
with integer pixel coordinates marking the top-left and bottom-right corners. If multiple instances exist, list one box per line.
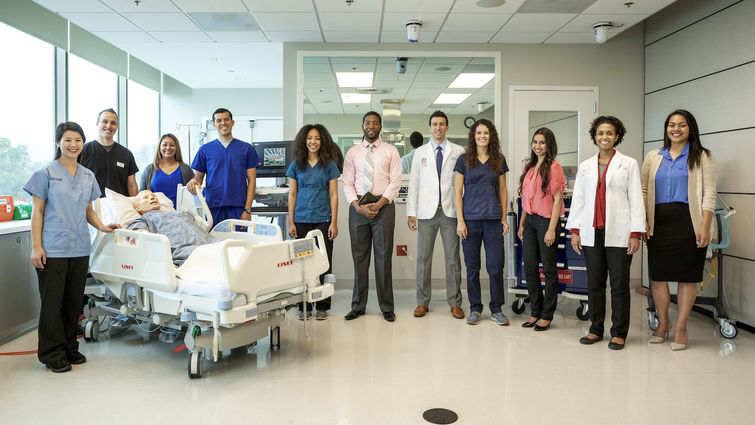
left=407, top=110, right=466, bottom=319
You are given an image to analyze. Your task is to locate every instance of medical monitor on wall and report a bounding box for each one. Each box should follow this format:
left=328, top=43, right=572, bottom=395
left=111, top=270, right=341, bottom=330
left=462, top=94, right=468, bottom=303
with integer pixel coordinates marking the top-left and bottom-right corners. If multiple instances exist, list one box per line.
left=253, top=140, right=294, bottom=178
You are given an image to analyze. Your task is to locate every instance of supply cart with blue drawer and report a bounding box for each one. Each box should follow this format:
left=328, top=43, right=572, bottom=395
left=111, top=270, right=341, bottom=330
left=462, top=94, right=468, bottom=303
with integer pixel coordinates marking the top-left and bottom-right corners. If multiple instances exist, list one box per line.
left=507, top=195, right=590, bottom=320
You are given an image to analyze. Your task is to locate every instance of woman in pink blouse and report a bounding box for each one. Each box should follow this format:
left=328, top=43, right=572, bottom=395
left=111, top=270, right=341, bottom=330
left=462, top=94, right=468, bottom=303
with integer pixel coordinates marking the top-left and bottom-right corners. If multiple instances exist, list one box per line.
left=517, top=127, right=565, bottom=331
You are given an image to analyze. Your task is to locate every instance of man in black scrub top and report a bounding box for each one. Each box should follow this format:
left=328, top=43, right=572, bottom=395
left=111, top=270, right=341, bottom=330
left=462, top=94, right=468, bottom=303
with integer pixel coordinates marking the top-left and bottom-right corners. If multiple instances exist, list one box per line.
left=80, top=108, right=139, bottom=197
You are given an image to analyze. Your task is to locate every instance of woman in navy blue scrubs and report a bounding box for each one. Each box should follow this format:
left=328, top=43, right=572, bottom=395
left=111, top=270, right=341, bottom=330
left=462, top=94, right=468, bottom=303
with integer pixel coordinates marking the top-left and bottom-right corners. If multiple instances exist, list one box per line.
left=453, top=119, right=510, bottom=326
left=24, top=122, right=118, bottom=373
left=286, top=124, right=341, bottom=320
left=139, top=133, right=194, bottom=207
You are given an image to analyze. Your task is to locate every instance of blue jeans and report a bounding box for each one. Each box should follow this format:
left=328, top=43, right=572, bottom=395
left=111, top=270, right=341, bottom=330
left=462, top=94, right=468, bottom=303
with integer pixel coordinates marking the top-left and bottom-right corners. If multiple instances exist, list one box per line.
left=462, top=219, right=505, bottom=314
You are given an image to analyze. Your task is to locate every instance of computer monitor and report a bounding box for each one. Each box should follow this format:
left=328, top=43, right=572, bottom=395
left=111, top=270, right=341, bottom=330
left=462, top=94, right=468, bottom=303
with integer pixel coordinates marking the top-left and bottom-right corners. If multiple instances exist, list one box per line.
left=252, top=140, right=294, bottom=178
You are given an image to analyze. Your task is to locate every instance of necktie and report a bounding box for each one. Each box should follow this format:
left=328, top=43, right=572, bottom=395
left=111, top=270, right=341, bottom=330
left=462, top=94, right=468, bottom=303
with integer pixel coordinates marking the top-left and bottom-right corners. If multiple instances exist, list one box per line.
left=364, top=144, right=374, bottom=193
left=436, top=146, right=443, bottom=203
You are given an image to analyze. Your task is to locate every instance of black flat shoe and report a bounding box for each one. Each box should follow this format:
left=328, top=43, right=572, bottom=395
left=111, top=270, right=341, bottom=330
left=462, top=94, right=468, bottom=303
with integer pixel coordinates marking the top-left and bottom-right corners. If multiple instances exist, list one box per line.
left=521, top=319, right=539, bottom=328
left=344, top=310, right=365, bottom=321
left=579, top=336, right=603, bottom=345
left=383, top=311, right=395, bottom=322
left=608, top=341, right=625, bottom=350
left=46, top=358, right=72, bottom=373
left=534, top=322, right=551, bottom=332
left=66, top=351, right=87, bottom=365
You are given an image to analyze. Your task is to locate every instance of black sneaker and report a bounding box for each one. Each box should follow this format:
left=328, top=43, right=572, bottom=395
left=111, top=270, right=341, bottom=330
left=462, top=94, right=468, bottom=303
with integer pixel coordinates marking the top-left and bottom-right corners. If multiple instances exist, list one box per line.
left=46, top=358, right=72, bottom=373
left=66, top=351, right=87, bottom=365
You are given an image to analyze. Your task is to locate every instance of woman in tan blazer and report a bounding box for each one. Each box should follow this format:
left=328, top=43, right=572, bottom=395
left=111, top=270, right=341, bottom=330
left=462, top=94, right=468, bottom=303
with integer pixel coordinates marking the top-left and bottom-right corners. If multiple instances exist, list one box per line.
left=641, top=109, right=718, bottom=351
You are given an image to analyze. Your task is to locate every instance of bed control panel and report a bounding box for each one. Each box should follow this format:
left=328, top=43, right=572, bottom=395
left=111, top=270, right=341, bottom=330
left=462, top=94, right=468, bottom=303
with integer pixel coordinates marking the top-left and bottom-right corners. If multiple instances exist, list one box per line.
left=252, top=222, right=278, bottom=237
left=290, top=238, right=315, bottom=259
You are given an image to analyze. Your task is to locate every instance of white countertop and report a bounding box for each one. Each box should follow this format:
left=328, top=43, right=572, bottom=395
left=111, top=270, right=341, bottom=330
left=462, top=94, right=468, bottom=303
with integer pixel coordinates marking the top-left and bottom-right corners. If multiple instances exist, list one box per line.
left=0, top=220, right=31, bottom=235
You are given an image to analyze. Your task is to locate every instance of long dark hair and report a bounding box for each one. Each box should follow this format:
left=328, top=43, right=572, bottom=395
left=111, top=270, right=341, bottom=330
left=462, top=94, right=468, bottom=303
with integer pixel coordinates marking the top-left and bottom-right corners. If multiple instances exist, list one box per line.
left=663, top=109, right=710, bottom=170
left=153, top=133, right=185, bottom=169
left=518, top=127, right=558, bottom=196
left=293, top=124, right=335, bottom=169
left=54, top=121, right=86, bottom=163
left=465, top=119, right=504, bottom=172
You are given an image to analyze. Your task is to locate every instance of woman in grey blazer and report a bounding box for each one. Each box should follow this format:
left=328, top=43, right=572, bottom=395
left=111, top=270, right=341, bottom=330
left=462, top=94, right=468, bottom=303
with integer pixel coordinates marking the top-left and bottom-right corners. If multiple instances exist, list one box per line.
left=139, top=133, right=194, bottom=207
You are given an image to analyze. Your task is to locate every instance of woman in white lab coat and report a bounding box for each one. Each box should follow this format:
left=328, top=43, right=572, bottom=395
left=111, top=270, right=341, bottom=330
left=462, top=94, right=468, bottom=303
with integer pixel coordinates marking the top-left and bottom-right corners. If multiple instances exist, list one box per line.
left=566, top=116, right=645, bottom=350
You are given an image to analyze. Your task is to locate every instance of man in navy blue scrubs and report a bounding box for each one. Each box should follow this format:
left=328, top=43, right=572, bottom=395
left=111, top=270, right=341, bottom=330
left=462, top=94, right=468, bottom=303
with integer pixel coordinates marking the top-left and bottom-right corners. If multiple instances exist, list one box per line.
left=186, top=108, right=261, bottom=228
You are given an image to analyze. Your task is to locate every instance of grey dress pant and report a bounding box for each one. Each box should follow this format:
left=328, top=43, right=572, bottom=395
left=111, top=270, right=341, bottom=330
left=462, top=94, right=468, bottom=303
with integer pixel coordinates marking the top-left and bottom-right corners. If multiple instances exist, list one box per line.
left=349, top=202, right=395, bottom=313
left=416, top=207, right=462, bottom=308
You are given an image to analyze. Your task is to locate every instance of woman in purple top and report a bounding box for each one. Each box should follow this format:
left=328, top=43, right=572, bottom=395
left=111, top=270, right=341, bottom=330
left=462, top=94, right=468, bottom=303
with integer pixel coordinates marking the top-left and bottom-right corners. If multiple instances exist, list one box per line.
left=453, top=119, right=510, bottom=326
left=139, top=133, right=194, bottom=208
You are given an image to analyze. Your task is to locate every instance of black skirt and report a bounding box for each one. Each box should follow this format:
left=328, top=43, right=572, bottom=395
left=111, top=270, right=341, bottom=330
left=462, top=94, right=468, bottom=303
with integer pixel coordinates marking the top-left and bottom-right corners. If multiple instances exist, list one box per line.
left=647, top=202, right=707, bottom=282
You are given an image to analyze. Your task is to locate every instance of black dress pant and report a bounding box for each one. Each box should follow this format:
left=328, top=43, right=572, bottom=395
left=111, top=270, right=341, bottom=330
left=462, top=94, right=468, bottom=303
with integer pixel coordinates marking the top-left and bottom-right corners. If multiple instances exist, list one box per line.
left=522, top=213, right=560, bottom=321
left=294, top=221, right=333, bottom=311
left=583, top=229, right=632, bottom=339
left=36, top=256, right=89, bottom=365
left=349, top=203, right=395, bottom=313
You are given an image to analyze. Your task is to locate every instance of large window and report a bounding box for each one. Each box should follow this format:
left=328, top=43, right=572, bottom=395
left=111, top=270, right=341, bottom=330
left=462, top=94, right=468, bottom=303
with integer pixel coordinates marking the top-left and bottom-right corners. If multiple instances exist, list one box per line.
left=127, top=80, right=160, bottom=186
left=0, top=22, right=54, bottom=201
left=68, top=54, right=118, bottom=145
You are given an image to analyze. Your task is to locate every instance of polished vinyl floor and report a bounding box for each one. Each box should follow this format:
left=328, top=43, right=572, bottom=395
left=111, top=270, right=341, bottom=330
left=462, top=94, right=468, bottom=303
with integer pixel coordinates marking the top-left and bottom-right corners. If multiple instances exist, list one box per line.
left=1, top=288, right=754, bottom=425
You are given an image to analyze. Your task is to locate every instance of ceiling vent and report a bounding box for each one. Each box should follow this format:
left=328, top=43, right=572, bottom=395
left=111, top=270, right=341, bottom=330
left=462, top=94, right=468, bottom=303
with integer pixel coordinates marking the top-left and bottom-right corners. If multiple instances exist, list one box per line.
left=187, top=12, right=260, bottom=32
left=357, top=88, right=392, bottom=95
left=518, top=0, right=597, bottom=14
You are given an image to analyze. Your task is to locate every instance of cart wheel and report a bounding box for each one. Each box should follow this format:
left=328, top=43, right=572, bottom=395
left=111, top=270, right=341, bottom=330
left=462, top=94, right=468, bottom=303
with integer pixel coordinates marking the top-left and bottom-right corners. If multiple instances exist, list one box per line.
left=647, top=311, right=659, bottom=331
left=84, top=320, right=99, bottom=342
left=720, top=322, right=738, bottom=339
left=270, top=326, right=280, bottom=351
left=188, top=351, right=202, bottom=379
left=576, top=303, right=589, bottom=321
left=511, top=298, right=526, bottom=315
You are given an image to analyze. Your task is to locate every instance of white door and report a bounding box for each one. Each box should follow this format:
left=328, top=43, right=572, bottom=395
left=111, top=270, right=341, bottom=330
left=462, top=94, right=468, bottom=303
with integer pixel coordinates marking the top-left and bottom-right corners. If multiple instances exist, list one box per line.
left=508, top=86, right=598, bottom=192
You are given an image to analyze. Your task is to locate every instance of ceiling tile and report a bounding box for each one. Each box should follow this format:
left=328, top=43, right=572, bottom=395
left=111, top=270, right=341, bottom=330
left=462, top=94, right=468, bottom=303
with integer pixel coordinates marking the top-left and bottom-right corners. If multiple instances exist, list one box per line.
left=423, top=57, right=473, bottom=64
left=207, top=31, right=269, bottom=42
left=173, top=0, right=248, bottom=12
left=243, top=0, right=315, bottom=12
left=500, top=13, right=577, bottom=33
left=383, top=0, right=455, bottom=13
left=151, top=31, right=213, bottom=42
left=315, top=0, right=383, bottom=12
left=560, top=13, right=646, bottom=33
left=452, top=0, right=526, bottom=14
left=253, top=12, right=320, bottom=31
left=382, top=13, right=448, bottom=32
left=330, top=62, right=377, bottom=72
left=546, top=32, right=597, bottom=43
left=103, top=0, right=179, bottom=13
left=266, top=31, right=323, bottom=42
left=33, top=0, right=110, bottom=13
left=330, top=57, right=378, bottom=64
left=584, top=0, right=677, bottom=15
left=304, top=63, right=333, bottom=73
left=61, top=12, right=141, bottom=31
left=122, top=13, right=200, bottom=31
left=435, top=31, right=494, bottom=43
left=379, top=31, right=438, bottom=43
left=92, top=31, right=158, bottom=43
left=303, top=104, right=317, bottom=114
left=442, top=13, right=510, bottom=31
left=490, top=31, right=551, bottom=43
left=414, top=73, right=454, bottom=83
left=319, top=12, right=380, bottom=31
left=304, top=57, right=330, bottom=64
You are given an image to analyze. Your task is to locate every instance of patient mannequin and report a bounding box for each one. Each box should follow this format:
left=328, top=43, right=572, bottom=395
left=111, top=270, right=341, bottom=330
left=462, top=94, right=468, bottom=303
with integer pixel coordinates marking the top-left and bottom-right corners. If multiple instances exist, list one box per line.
left=128, top=190, right=219, bottom=265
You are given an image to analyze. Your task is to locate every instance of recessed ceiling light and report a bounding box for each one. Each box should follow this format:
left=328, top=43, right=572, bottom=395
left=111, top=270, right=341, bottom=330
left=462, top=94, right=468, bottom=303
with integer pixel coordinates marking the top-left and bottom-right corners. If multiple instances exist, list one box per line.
left=341, top=93, right=371, bottom=104
left=435, top=66, right=452, bottom=72
left=321, top=100, right=333, bottom=103
left=476, top=0, right=505, bottom=7
left=449, top=73, right=495, bottom=88
left=336, top=72, right=373, bottom=88
left=433, top=93, right=471, bottom=104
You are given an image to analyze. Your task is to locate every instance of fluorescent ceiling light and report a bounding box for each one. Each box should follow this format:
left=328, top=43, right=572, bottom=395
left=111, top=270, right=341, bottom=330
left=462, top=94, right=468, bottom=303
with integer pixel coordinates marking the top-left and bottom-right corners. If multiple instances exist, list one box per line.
left=449, top=73, right=495, bottom=88
left=336, top=72, right=373, bottom=87
left=341, top=93, right=371, bottom=104
left=433, top=93, right=471, bottom=104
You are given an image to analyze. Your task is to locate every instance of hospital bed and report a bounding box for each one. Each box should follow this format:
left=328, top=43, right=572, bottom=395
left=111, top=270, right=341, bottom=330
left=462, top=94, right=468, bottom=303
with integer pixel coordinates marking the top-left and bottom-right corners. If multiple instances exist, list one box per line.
left=83, top=186, right=334, bottom=378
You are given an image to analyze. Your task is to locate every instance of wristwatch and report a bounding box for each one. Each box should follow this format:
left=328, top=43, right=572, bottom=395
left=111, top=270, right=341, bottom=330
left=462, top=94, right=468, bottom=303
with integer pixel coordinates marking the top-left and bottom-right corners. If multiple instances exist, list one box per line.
left=244, top=207, right=253, bottom=214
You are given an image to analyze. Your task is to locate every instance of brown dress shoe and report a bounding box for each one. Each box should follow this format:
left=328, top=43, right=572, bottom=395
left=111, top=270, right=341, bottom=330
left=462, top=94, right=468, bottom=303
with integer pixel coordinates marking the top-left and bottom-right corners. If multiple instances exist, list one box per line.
left=451, top=306, right=465, bottom=319
left=413, top=305, right=428, bottom=317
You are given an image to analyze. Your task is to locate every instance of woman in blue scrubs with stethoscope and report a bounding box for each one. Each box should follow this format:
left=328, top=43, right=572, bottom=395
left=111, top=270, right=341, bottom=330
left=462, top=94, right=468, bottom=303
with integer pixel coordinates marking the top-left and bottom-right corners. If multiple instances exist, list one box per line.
left=24, top=122, right=119, bottom=373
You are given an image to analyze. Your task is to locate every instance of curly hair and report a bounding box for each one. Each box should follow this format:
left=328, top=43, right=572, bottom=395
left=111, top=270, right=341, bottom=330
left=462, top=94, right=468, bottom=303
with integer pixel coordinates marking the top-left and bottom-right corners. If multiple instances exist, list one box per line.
left=518, top=127, right=557, bottom=196
left=589, top=115, right=626, bottom=146
left=663, top=109, right=710, bottom=170
left=292, top=124, right=335, bottom=169
left=465, top=119, right=504, bottom=172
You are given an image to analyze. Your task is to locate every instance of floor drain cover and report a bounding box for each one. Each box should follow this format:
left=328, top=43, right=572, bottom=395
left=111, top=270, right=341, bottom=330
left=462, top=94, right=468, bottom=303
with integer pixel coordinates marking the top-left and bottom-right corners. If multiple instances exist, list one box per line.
left=422, top=408, right=458, bottom=424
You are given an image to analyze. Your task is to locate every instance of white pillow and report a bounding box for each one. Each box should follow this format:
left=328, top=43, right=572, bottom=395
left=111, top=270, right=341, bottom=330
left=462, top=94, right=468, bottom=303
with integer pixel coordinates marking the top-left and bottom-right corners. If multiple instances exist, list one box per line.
left=101, top=189, right=174, bottom=228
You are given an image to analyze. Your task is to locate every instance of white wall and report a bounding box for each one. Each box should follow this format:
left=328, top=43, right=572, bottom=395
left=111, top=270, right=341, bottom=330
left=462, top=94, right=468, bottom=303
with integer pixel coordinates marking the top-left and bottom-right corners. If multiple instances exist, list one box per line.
left=643, top=0, right=755, bottom=327
left=282, top=26, right=646, bottom=289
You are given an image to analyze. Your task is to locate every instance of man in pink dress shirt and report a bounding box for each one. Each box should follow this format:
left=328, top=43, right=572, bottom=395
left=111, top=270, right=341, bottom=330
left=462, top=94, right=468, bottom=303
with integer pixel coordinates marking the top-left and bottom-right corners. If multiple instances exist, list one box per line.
left=342, top=111, right=402, bottom=322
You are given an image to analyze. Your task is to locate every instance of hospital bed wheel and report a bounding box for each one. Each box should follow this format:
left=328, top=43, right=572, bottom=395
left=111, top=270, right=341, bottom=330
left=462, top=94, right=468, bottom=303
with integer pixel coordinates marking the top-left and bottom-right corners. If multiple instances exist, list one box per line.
left=647, top=311, right=659, bottom=331
left=576, top=302, right=589, bottom=321
left=511, top=298, right=526, bottom=315
left=188, top=351, right=203, bottom=379
left=720, top=322, right=738, bottom=339
left=83, top=321, right=99, bottom=342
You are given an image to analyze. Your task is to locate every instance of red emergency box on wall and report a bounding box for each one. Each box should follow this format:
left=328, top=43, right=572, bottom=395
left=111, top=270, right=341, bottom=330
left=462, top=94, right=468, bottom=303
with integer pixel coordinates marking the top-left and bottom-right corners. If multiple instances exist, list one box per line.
left=0, top=196, right=14, bottom=222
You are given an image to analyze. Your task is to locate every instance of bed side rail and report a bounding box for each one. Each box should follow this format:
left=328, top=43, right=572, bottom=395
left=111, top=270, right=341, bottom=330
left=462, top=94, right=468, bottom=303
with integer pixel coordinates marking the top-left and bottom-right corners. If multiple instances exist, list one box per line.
left=211, top=220, right=282, bottom=244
